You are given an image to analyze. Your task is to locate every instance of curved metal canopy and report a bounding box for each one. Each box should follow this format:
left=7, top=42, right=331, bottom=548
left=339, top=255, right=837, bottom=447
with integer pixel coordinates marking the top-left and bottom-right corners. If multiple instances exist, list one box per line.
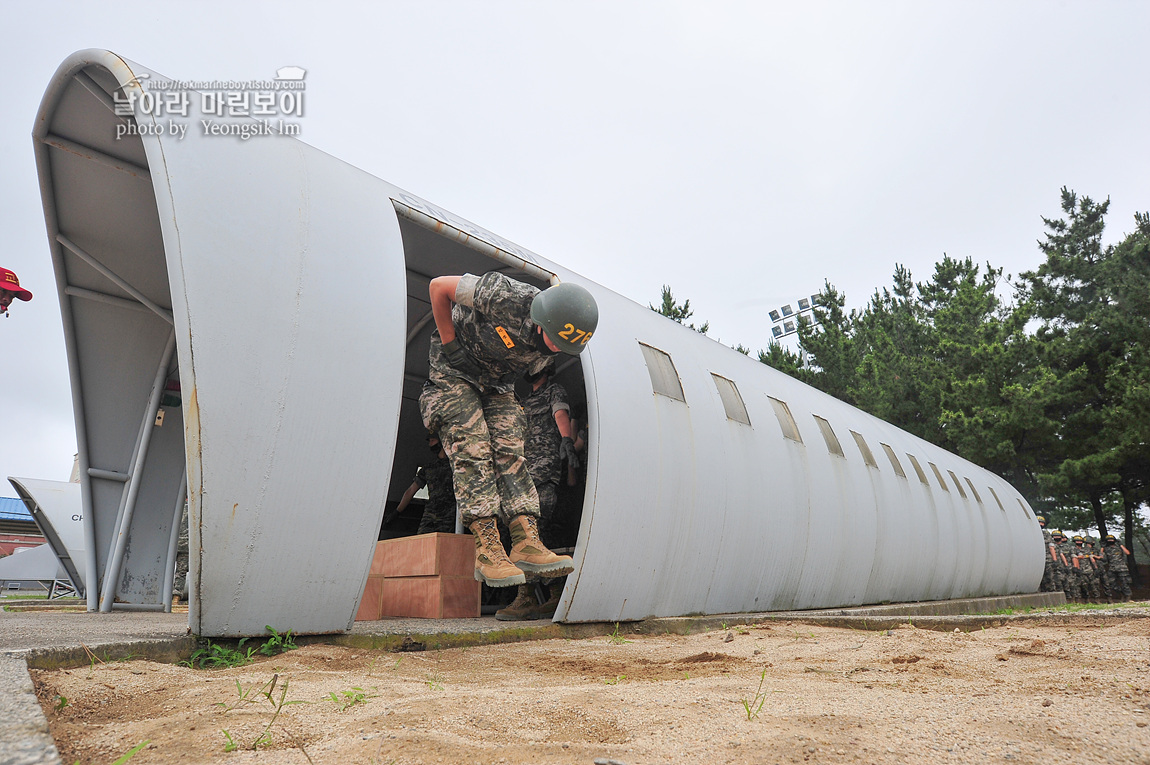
left=33, top=50, right=1043, bottom=636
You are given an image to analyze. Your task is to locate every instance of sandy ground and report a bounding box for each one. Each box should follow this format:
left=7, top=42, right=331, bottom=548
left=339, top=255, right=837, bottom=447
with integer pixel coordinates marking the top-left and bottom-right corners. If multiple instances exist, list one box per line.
left=31, top=613, right=1150, bottom=765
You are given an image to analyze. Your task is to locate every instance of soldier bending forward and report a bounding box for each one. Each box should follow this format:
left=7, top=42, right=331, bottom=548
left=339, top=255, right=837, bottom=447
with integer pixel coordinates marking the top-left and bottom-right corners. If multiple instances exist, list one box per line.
left=418, top=272, right=598, bottom=587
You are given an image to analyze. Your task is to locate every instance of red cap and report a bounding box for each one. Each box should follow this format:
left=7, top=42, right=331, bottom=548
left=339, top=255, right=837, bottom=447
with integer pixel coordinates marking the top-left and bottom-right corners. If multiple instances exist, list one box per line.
left=0, top=268, right=32, bottom=301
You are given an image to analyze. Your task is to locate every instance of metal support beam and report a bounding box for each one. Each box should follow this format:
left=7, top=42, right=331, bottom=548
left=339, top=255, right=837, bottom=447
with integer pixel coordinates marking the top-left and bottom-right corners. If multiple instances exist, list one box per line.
left=99, top=331, right=177, bottom=612
left=110, top=603, right=166, bottom=612
left=73, top=70, right=122, bottom=117
left=87, top=468, right=129, bottom=483
left=66, top=285, right=156, bottom=315
left=56, top=234, right=173, bottom=324
left=42, top=134, right=150, bottom=180
left=33, top=133, right=100, bottom=611
left=161, top=473, right=188, bottom=613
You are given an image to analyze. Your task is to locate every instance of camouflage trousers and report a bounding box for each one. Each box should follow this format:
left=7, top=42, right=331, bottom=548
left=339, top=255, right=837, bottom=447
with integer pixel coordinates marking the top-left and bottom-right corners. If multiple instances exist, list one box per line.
left=174, top=502, right=189, bottom=598
left=1080, top=566, right=1102, bottom=600
left=420, top=375, right=540, bottom=526
left=1040, top=557, right=1056, bottom=592
left=1064, top=568, right=1083, bottom=600
left=417, top=500, right=458, bottom=535
left=534, top=479, right=559, bottom=549
left=1104, top=568, right=1132, bottom=601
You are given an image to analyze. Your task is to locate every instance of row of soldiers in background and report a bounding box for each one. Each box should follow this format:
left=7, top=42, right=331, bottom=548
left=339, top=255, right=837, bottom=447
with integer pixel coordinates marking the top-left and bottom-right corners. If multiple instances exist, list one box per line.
left=1038, top=515, right=1133, bottom=602
left=385, top=365, right=585, bottom=620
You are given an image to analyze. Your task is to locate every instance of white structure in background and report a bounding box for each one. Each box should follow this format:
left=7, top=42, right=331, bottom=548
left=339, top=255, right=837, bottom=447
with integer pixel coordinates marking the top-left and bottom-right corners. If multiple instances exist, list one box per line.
left=8, top=478, right=87, bottom=597
left=33, top=50, right=1043, bottom=638
left=0, top=545, right=66, bottom=590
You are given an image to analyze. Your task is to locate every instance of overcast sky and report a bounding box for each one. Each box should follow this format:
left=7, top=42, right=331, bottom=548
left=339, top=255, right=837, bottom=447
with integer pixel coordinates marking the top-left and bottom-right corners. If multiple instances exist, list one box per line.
left=2, top=1, right=1148, bottom=495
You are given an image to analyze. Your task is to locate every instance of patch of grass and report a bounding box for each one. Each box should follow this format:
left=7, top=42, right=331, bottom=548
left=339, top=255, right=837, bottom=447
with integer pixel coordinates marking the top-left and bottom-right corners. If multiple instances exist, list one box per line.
left=259, top=625, right=298, bottom=656
left=184, top=626, right=299, bottom=670
left=740, top=667, right=769, bottom=721
left=604, top=674, right=626, bottom=685
left=183, top=639, right=256, bottom=670
left=425, top=672, right=445, bottom=691
left=976, top=601, right=1146, bottom=617
left=606, top=622, right=632, bottom=645
left=325, top=686, right=378, bottom=711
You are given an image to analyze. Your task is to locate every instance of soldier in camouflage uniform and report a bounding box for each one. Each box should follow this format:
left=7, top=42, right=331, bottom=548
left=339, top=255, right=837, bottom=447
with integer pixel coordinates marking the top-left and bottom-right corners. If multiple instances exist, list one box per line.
left=173, top=501, right=188, bottom=602
left=497, top=368, right=579, bottom=620
left=1049, top=531, right=1071, bottom=598
left=387, top=432, right=457, bottom=534
left=1074, top=536, right=1102, bottom=601
left=1101, top=534, right=1133, bottom=601
left=419, top=272, right=597, bottom=587
left=1060, top=534, right=1083, bottom=601
left=1037, top=516, right=1056, bottom=592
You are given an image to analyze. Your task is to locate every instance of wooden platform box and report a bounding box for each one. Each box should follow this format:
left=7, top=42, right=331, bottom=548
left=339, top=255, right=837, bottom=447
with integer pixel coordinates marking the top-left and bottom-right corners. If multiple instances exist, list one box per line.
left=356, top=533, right=479, bottom=620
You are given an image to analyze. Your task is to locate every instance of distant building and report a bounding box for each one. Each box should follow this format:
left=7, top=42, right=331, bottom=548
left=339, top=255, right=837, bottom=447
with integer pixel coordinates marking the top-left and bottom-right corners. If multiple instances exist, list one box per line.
left=0, top=496, right=44, bottom=556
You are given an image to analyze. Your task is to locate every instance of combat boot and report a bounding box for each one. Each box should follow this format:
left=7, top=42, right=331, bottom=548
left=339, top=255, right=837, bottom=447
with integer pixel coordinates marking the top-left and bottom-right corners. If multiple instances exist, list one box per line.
left=469, top=517, right=526, bottom=587
left=494, top=584, right=538, bottom=621
left=531, top=580, right=562, bottom=619
left=507, top=514, right=574, bottom=577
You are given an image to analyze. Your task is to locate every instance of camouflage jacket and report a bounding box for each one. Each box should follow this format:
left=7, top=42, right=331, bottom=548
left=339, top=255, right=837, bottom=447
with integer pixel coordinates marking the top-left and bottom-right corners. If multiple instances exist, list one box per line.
left=1053, top=540, right=1074, bottom=571
left=416, top=455, right=456, bottom=510
left=520, top=380, right=571, bottom=485
left=1102, top=543, right=1129, bottom=573
left=429, top=273, right=556, bottom=394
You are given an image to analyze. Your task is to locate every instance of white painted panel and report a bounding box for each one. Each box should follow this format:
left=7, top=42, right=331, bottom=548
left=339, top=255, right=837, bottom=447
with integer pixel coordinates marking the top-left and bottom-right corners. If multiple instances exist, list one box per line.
left=7, top=479, right=85, bottom=591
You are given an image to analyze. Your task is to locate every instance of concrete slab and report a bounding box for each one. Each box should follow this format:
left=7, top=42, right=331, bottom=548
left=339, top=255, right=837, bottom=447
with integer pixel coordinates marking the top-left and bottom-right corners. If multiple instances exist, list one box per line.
left=0, top=654, right=62, bottom=765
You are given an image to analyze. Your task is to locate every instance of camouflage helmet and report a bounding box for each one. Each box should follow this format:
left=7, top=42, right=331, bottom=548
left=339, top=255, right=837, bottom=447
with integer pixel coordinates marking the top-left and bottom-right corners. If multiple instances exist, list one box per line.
left=1072, top=535, right=1084, bottom=543
left=1105, top=534, right=1117, bottom=543
left=1036, top=515, right=1046, bottom=525
left=530, top=281, right=599, bottom=355
left=1052, top=530, right=1065, bottom=539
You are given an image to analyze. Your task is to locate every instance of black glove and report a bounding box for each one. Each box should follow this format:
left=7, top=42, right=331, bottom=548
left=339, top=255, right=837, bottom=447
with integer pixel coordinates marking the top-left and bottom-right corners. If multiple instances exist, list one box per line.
left=442, top=339, right=480, bottom=377
left=560, top=436, right=579, bottom=470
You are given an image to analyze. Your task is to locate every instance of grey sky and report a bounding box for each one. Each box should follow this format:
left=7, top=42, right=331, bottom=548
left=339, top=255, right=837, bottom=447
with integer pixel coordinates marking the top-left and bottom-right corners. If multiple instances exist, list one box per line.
left=2, top=1, right=1148, bottom=495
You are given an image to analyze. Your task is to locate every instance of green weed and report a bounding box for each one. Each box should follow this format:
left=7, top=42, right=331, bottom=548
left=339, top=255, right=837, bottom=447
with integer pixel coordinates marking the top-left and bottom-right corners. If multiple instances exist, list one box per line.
left=216, top=675, right=295, bottom=713
left=259, top=625, right=298, bottom=656
left=184, top=639, right=256, bottom=670
left=217, top=675, right=307, bottom=754
left=325, top=686, right=378, bottom=711
left=111, top=740, right=150, bottom=764
left=53, top=695, right=68, bottom=712
left=741, top=667, right=769, bottom=721
left=607, top=622, right=633, bottom=645
left=185, top=626, right=299, bottom=670
left=425, top=673, right=445, bottom=691
left=604, top=675, right=626, bottom=685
